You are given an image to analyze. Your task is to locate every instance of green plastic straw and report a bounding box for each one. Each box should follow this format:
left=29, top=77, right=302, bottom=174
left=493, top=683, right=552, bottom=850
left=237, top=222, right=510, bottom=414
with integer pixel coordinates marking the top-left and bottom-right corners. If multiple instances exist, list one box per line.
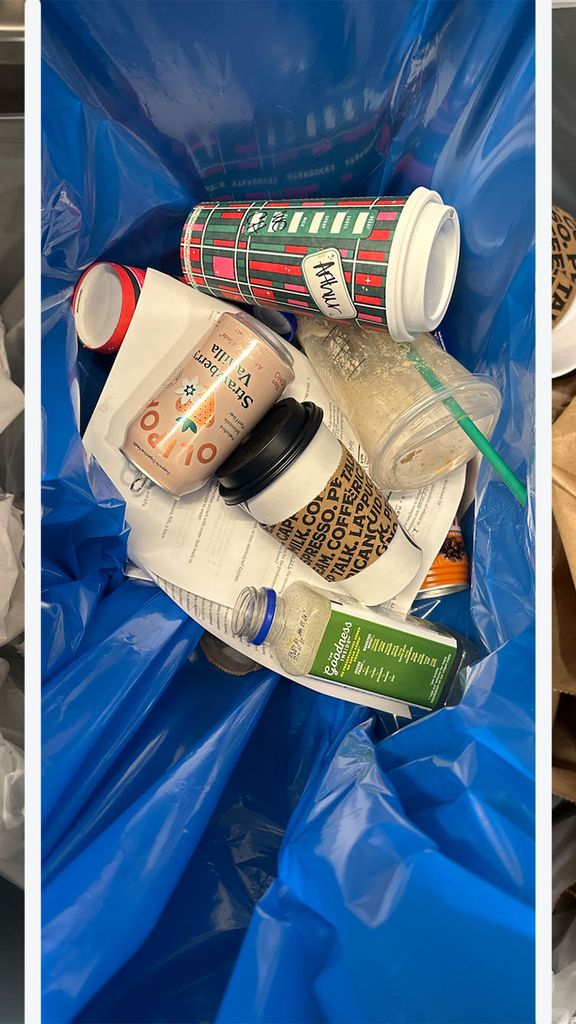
left=407, top=347, right=528, bottom=508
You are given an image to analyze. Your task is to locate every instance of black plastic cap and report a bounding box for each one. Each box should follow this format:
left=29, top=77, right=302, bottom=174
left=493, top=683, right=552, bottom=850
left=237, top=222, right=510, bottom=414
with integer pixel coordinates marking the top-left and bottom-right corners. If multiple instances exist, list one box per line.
left=217, top=397, right=324, bottom=505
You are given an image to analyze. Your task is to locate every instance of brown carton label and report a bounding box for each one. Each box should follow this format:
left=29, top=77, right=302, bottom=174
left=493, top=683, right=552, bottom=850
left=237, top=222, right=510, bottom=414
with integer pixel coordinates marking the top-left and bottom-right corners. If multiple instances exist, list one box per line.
left=262, top=446, right=398, bottom=581
left=552, top=205, right=576, bottom=326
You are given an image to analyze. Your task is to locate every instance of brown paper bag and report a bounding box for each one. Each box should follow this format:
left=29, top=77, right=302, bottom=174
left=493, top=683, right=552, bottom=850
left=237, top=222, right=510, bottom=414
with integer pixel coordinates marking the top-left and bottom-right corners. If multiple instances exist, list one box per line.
left=552, top=395, right=576, bottom=801
left=553, top=369, right=576, bottom=422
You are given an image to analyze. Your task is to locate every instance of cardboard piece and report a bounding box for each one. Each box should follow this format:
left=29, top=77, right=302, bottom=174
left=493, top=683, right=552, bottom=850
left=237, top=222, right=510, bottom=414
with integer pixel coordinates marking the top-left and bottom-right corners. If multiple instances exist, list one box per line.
left=553, top=393, right=576, bottom=801
left=553, top=369, right=576, bottom=421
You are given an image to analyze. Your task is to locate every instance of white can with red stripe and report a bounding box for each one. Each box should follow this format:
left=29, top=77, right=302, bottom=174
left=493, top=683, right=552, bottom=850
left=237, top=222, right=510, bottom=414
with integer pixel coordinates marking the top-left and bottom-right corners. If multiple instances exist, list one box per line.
left=72, top=262, right=147, bottom=354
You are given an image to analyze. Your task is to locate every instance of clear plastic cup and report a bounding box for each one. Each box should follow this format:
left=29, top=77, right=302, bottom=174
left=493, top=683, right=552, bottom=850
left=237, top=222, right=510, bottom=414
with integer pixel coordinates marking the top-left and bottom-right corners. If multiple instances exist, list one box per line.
left=299, top=321, right=502, bottom=493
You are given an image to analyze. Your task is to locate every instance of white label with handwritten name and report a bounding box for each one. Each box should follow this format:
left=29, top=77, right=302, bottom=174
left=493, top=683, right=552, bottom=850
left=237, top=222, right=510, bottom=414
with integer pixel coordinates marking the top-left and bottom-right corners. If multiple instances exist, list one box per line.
left=302, top=247, right=357, bottom=319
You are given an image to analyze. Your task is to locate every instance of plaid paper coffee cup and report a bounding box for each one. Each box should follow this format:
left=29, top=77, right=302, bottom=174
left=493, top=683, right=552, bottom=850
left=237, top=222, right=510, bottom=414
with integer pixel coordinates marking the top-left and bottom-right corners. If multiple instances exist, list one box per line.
left=181, top=187, right=460, bottom=342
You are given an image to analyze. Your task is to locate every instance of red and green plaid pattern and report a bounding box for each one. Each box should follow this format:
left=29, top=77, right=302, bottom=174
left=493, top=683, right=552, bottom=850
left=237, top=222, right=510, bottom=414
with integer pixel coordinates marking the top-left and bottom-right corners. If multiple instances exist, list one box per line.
left=180, top=197, right=408, bottom=326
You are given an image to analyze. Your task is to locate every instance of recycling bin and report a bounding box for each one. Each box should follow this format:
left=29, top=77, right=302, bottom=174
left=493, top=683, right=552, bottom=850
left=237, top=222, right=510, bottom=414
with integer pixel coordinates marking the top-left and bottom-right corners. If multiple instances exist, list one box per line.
left=41, top=3, right=535, bottom=1022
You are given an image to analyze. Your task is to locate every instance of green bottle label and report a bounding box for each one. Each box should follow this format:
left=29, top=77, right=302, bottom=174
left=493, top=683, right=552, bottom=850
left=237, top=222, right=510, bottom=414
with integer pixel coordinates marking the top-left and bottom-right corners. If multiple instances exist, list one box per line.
left=309, top=606, right=458, bottom=709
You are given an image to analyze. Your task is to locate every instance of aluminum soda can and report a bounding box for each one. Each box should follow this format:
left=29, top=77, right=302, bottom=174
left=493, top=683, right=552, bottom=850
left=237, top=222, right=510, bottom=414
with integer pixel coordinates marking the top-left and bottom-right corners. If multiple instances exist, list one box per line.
left=120, top=310, right=295, bottom=497
left=73, top=262, right=147, bottom=354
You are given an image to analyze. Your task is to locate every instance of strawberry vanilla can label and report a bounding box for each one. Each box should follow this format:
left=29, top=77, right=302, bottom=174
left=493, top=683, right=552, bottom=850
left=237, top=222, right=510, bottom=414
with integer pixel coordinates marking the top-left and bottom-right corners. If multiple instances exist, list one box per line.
left=180, top=197, right=409, bottom=329
left=121, top=311, right=294, bottom=497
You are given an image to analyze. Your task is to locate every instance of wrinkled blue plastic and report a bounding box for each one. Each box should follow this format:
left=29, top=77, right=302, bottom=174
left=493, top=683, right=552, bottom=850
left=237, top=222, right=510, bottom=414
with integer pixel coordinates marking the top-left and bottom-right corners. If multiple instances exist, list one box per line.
left=41, top=2, right=535, bottom=1022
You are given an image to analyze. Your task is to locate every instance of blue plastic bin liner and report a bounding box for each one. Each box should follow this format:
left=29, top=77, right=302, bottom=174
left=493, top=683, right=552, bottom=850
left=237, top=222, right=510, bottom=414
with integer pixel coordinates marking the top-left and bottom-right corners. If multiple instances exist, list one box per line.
left=41, top=2, right=535, bottom=1021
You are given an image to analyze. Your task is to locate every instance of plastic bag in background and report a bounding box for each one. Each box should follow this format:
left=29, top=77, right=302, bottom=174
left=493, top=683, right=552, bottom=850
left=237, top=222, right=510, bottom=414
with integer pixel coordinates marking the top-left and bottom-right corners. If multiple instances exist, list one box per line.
left=0, top=659, right=23, bottom=888
left=0, top=279, right=25, bottom=502
left=553, top=960, right=576, bottom=1024
left=0, top=495, right=23, bottom=646
left=0, top=102, right=24, bottom=897
left=0, top=120, right=23, bottom=311
left=0, top=266, right=24, bottom=891
left=2, top=280, right=24, bottom=388
left=0, top=290, right=25, bottom=647
left=0, top=414, right=23, bottom=507
left=0, top=731, right=23, bottom=888
left=0, top=658, right=23, bottom=753
left=0, top=315, right=23, bottom=439
left=41, top=2, right=534, bottom=1022
left=553, top=803, right=576, bottom=977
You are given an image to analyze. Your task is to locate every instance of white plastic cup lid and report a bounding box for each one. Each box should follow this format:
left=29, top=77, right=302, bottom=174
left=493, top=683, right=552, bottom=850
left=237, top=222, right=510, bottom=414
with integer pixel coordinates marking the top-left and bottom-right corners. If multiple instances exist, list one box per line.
left=72, top=262, right=146, bottom=354
left=386, top=187, right=460, bottom=342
